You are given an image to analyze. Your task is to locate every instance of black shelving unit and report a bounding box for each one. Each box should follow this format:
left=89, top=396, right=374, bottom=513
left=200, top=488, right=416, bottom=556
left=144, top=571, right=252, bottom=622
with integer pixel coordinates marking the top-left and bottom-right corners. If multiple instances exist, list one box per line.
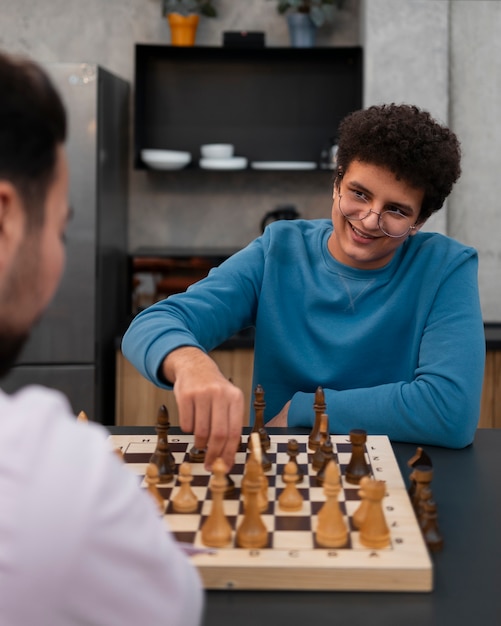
left=134, top=45, right=363, bottom=169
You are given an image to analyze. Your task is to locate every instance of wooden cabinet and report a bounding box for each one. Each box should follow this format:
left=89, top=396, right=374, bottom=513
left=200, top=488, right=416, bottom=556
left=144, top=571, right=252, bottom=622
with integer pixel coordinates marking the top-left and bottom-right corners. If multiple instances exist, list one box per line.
left=115, top=349, right=254, bottom=427
left=479, top=350, right=501, bottom=428
left=116, top=348, right=501, bottom=429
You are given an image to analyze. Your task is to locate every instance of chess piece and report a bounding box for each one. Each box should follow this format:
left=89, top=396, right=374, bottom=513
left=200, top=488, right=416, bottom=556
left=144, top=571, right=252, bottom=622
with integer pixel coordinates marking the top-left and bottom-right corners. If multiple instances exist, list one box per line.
left=358, top=479, right=390, bottom=549
left=188, top=446, right=206, bottom=463
left=201, top=458, right=232, bottom=548
left=309, top=386, right=326, bottom=450
left=236, top=455, right=268, bottom=549
left=285, top=438, right=303, bottom=483
left=114, top=446, right=125, bottom=462
left=311, top=413, right=329, bottom=472
left=249, top=384, right=266, bottom=440
left=352, top=476, right=371, bottom=529
left=258, top=428, right=272, bottom=471
left=243, top=433, right=268, bottom=512
left=409, top=465, right=434, bottom=511
left=145, top=462, right=165, bottom=515
left=172, top=462, right=198, bottom=513
left=149, top=405, right=176, bottom=483
left=278, top=461, right=303, bottom=512
left=258, top=427, right=271, bottom=452
left=316, top=460, right=348, bottom=548
left=77, top=410, right=89, bottom=422
left=419, top=494, right=444, bottom=552
left=345, top=429, right=371, bottom=485
left=315, top=437, right=335, bottom=486
left=407, top=447, right=433, bottom=500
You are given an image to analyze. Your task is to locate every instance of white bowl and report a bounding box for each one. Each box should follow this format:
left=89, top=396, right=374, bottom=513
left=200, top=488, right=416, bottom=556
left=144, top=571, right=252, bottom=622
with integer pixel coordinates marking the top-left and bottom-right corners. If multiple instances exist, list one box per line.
left=199, top=156, right=248, bottom=170
left=141, top=149, right=191, bottom=170
left=200, top=144, right=234, bottom=159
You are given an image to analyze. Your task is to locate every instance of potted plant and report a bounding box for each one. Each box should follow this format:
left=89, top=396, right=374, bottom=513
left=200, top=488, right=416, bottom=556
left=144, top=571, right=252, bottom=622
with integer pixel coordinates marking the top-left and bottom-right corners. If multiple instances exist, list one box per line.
left=270, top=0, right=343, bottom=47
left=162, top=0, right=217, bottom=46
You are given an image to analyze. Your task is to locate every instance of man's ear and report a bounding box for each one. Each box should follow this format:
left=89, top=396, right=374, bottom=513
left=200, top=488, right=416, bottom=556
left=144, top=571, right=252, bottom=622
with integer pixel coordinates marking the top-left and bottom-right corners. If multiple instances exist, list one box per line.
left=410, top=219, right=427, bottom=236
left=0, top=181, right=26, bottom=263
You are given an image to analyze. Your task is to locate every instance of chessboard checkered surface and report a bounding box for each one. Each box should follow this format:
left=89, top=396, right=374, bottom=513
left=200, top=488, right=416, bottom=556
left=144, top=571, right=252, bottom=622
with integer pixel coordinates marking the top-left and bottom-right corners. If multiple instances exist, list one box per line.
left=108, top=433, right=433, bottom=591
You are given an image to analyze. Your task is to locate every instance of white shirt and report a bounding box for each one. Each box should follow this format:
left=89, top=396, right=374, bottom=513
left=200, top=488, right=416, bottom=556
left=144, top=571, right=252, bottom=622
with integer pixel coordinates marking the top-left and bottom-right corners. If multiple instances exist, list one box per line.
left=0, top=386, right=203, bottom=626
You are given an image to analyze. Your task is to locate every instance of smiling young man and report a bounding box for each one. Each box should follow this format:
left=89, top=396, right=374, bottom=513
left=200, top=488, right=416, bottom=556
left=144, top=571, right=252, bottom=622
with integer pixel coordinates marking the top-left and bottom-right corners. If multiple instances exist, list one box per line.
left=123, top=104, right=485, bottom=467
left=0, top=51, right=202, bottom=625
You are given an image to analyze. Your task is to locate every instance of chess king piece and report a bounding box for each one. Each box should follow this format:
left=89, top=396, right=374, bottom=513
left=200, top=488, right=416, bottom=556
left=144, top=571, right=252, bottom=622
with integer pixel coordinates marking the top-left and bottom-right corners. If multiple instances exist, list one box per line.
left=358, top=479, right=390, bottom=550
left=316, top=460, right=348, bottom=548
left=278, top=461, right=303, bottom=512
left=149, top=405, right=176, bottom=483
left=145, top=462, right=166, bottom=515
left=309, top=386, right=326, bottom=451
left=201, top=458, right=232, bottom=548
left=236, top=455, right=268, bottom=549
left=172, top=462, right=198, bottom=513
left=345, top=429, right=371, bottom=485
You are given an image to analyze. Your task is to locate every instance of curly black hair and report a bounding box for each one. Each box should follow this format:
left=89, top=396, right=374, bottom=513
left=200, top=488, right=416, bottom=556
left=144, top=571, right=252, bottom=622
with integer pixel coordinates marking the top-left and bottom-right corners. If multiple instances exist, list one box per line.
left=335, top=104, right=461, bottom=222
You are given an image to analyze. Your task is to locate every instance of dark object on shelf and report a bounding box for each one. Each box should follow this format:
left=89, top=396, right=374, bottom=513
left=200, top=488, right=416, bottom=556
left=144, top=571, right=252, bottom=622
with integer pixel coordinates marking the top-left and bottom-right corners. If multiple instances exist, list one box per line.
left=223, top=31, right=265, bottom=48
left=134, top=45, right=363, bottom=168
left=260, top=205, right=301, bottom=233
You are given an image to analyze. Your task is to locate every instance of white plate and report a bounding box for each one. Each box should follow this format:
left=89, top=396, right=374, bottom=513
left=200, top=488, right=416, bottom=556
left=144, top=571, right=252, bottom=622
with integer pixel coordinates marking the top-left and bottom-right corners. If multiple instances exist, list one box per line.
left=251, top=161, right=317, bottom=171
left=199, top=156, right=248, bottom=170
left=141, top=149, right=191, bottom=170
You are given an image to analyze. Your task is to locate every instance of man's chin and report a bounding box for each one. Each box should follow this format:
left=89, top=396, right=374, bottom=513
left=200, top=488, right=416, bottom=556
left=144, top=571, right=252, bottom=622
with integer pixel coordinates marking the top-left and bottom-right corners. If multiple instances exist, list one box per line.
left=0, top=331, right=30, bottom=379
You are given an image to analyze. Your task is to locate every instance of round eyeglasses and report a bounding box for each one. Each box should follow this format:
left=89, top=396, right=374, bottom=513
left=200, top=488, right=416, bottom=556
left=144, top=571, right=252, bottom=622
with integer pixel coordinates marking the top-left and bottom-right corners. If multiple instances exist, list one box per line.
left=338, top=191, right=417, bottom=238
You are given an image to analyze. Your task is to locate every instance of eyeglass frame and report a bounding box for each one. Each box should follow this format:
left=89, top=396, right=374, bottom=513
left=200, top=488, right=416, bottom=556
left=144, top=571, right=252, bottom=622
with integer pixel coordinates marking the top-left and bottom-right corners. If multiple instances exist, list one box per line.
left=337, top=188, right=419, bottom=239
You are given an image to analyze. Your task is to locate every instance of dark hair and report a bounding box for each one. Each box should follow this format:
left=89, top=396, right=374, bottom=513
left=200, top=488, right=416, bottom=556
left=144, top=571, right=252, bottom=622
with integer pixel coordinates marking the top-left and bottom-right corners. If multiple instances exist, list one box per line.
left=0, top=50, right=67, bottom=228
left=335, top=104, right=461, bottom=222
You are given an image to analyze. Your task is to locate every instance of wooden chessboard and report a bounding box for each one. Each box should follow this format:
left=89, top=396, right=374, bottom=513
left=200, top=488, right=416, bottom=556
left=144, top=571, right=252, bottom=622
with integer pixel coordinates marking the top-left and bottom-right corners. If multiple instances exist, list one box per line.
left=108, top=432, right=433, bottom=592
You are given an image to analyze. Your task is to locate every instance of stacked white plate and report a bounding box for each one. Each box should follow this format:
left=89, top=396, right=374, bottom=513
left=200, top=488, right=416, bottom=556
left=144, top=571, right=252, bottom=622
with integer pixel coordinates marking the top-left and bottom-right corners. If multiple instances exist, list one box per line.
left=199, top=156, right=248, bottom=170
left=141, top=149, right=191, bottom=170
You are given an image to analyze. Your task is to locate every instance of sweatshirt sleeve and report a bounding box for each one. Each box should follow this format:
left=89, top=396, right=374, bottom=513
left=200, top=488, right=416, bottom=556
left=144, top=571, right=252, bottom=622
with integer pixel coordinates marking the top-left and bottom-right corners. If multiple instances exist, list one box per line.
left=121, top=239, right=265, bottom=387
left=288, top=250, right=485, bottom=449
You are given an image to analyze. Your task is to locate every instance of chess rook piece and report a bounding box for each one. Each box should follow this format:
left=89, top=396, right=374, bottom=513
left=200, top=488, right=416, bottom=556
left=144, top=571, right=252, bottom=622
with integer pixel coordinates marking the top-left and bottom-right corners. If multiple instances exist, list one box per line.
left=358, top=479, right=391, bottom=550
left=285, top=438, right=303, bottom=483
left=172, top=462, right=198, bottom=513
left=201, top=458, right=232, bottom=548
left=149, top=405, right=176, bottom=483
left=309, top=386, right=326, bottom=451
left=311, top=413, right=329, bottom=472
left=278, top=461, right=303, bottom=512
left=236, top=455, right=268, bottom=549
left=316, top=460, right=348, bottom=548
left=345, top=429, right=371, bottom=485
left=145, top=462, right=166, bottom=515
left=315, top=437, right=335, bottom=486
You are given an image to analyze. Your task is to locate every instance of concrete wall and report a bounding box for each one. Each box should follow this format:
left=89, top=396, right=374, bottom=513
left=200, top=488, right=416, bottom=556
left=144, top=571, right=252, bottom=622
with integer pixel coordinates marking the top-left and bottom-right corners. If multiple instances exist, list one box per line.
left=0, top=0, right=499, bottom=320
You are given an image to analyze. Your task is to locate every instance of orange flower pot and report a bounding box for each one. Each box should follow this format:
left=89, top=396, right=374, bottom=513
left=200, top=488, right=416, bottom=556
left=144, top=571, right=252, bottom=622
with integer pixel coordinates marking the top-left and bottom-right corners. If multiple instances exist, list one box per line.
left=167, top=13, right=200, bottom=46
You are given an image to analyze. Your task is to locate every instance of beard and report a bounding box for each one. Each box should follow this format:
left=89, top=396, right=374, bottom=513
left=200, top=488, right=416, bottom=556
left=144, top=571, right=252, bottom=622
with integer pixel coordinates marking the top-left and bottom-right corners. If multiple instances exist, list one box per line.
left=0, top=330, right=30, bottom=379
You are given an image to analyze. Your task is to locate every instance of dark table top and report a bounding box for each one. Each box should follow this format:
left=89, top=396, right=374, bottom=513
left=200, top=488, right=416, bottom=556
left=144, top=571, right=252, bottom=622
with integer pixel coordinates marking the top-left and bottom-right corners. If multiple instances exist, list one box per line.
left=110, top=427, right=501, bottom=625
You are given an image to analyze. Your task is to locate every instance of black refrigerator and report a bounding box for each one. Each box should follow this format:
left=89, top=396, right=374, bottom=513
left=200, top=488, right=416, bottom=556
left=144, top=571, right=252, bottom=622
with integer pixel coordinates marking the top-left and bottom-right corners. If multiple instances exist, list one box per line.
left=1, top=63, right=130, bottom=425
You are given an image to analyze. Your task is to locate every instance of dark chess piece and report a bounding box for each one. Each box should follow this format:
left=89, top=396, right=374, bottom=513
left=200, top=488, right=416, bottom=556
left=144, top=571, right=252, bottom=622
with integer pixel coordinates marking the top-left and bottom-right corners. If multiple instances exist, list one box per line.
left=285, top=438, right=303, bottom=483
left=419, top=494, right=444, bottom=553
left=188, top=446, right=206, bottom=463
left=407, top=447, right=433, bottom=500
left=248, top=429, right=272, bottom=472
left=345, top=429, right=371, bottom=485
left=311, top=413, right=329, bottom=472
left=149, top=405, right=176, bottom=483
left=409, top=465, right=434, bottom=511
left=248, top=385, right=267, bottom=450
left=316, top=437, right=335, bottom=486
left=309, top=386, right=326, bottom=451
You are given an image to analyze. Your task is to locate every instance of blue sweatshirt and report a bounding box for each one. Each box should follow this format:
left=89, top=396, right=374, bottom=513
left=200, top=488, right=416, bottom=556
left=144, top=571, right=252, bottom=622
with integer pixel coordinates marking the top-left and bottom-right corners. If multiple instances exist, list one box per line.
left=122, top=219, right=485, bottom=449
